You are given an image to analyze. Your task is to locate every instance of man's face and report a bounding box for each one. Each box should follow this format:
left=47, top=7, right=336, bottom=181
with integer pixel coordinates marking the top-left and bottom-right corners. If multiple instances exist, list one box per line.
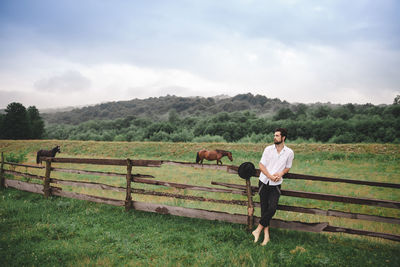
left=274, top=131, right=284, bottom=144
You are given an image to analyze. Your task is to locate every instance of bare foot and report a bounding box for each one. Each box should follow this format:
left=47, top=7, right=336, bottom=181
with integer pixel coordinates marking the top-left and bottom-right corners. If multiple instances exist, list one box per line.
left=261, top=231, right=270, bottom=246
left=261, top=237, right=270, bottom=246
left=252, top=230, right=260, bottom=243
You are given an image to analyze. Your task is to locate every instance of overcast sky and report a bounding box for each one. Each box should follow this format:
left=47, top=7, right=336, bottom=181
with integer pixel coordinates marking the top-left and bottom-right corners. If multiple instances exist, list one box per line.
left=1, top=0, right=399, bottom=109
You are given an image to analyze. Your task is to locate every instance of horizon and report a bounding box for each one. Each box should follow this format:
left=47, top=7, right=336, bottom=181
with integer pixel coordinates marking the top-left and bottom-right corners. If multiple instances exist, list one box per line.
left=0, top=92, right=395, bottom=112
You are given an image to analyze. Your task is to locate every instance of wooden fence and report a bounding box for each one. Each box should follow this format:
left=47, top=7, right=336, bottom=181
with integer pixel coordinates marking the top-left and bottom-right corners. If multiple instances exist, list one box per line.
left=1, top=152, right=399, bottom=242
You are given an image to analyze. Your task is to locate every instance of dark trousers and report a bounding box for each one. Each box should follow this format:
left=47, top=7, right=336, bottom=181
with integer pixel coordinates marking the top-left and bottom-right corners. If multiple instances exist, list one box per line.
left=258, top=180, right=281, bottom=227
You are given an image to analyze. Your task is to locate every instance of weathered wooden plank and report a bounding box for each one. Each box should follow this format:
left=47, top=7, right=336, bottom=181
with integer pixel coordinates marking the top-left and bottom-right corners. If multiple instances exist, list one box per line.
left=4, top=169, right=45, bottom=181
left=131, top=201, right=331, bottom=233
left=227, top=166, right=400, bottom=189
left=323, top=225, right=400, bottom=242
left=269, top=218, right=329, bottom=233
left=227, top=165, right=239, bottom=175
left=132, top=201, right=248, bottom=224
left=276, top=204, right=400, bottom=225
left=162, top=160, right=231, bottom=171
left=4, top=161, right=45, bottom=169
left=43, top=160, right=52, bottom=197
left=51, top=167, right=154, bottom=179
left=52, top=167, right=125, bottom=177
left=281, top=190, right=400, bottom=209
left=130, top=159, right=162, bottom=167
left=50, top=178, right=125, bottom=192
left=125, top=159, right=133, bottom=211
left=0, top=152, right=4, bottom=188
left=285, top=173, right=400, bottom=189
left=132, top=188, right=249, bottom=206
left=5, top=179, right=44, bottom=194
left=42, top=157, right=161, bottom=167
left=212, top=181, right=247, bottom=191
left=212, top=181, right=400, bottom=209
left=51, top=187, right=124, bottom=206
left=245, top=178, right=254, bottom=231
left=133, top=177, right=246, bottom=195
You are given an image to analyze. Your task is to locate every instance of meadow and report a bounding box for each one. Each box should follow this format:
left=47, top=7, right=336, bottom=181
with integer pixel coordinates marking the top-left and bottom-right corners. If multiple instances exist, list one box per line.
left=0, top=140, right=399, bottom=266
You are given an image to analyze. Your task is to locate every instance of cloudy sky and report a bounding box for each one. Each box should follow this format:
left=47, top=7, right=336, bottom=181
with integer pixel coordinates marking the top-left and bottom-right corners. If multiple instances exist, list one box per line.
left=0, top=0, right=399, bottom=109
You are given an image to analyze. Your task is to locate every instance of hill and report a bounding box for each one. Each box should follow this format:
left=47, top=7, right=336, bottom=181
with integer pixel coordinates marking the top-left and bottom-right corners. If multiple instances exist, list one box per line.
left=37, top=93, right=400, bottom=143
left=41, top=93, right=291, bottom=124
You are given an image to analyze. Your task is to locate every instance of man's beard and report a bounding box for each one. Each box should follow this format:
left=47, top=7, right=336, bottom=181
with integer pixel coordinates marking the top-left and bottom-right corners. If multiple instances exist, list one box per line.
left=274, top=140, right=282, bottom=145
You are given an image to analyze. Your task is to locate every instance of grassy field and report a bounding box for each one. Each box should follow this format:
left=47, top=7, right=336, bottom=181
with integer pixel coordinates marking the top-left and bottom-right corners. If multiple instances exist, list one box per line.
left=1, top=140, right=399, bottom=266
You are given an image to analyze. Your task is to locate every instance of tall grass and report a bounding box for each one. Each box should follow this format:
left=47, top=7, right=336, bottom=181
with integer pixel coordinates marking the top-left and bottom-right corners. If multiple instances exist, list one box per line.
left=1, top=189, right=399, bottom=266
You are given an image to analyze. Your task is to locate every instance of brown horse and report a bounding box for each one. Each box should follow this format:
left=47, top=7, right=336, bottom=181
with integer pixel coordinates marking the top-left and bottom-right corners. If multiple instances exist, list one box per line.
left=196, top=149, right=233, bottom=165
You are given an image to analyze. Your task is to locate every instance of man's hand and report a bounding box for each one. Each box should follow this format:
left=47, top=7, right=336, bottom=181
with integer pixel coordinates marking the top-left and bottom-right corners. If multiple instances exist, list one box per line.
left=272, top=175, right=280, bottom=182
left=267, top=173, right=280, bottom=183
left=272, top=172, right=284, bottom=182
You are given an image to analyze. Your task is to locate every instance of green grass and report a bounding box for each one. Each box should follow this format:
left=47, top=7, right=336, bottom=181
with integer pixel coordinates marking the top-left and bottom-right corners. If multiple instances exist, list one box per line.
left=1, top=189, right=399, bottom=267
left=1, top=140, right=400, bottom=266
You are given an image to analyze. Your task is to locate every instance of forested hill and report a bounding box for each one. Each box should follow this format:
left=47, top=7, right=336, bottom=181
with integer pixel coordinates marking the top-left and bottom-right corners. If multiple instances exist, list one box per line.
left=38, top=93, right=400, bottom=143
left=41, top=94, right=290, bottom=124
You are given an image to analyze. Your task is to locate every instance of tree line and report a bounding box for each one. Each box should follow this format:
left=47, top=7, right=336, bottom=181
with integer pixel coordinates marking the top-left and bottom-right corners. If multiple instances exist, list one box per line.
left=1, top=94, right=399, bottom=143
left=41, top=94, right=288, bottom=125
left=44, top=103, right=400, bottom=143
left=0, top=102, right=45, bottom=139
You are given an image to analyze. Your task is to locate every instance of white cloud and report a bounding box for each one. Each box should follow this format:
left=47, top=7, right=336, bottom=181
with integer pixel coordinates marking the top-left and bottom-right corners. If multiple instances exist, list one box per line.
left=34, top=70, right=91, bottom=92
left=80, top=63, right=227, bottom=100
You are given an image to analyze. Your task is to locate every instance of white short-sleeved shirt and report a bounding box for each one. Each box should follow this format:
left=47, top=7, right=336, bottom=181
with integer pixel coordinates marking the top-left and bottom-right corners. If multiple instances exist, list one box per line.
left=259, top=144, right=294, bottom=186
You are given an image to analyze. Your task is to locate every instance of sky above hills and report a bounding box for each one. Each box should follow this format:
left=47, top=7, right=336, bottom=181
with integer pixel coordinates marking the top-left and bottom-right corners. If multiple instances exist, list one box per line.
left=1, top=0, right=399, bottom=108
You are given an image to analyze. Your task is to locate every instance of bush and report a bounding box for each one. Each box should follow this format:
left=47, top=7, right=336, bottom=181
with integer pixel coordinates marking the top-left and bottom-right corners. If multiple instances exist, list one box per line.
left=237, top=133, right=273, bottom=143
left=192, top=135, right=226, bottom=143
left=4, top=152, right=27, bottom=163
left=149, top=131, right=171, bottom=142
left=114, top=134, right=128, bottom=141
left=170, top=129, right=194, bottom=142
left=290, top=137, right=313, bottom=144
left=329, top=133, right=355, bottom=143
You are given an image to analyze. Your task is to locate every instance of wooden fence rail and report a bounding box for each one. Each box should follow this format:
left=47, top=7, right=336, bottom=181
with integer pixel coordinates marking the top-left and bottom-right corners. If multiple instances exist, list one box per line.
left=7, top=158, right=399, bottom=188
left=212, top=181, right=400, bottom=209
left=1, top=154, right=399, bottom=242
left=4, top=168, right=399, bottom=226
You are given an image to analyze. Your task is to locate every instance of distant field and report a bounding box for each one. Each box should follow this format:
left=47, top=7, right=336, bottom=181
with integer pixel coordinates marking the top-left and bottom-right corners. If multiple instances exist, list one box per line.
left=1, top=140, right=399, bottom=265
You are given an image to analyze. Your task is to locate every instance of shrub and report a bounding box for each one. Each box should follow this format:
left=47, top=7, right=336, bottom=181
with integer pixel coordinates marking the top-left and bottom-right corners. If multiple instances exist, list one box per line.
left=170, top=129, right=194, bottom=142
left=329, top=133, right=355, bottom=144
left=237, top=133, right=273, bottom=143
left=4, top=152, right=27, bottom=171
left=114, top=134, right=128, bottom=141
left=4, top=152, right=27, bottom=163
left=149, top=131, right=171, bottom=142
left=192, top=135, right=226, bottom=143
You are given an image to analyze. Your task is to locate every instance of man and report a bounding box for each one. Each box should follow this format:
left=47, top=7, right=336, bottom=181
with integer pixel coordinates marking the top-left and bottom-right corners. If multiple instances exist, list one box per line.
left=252, top=128, right=294, bottom=246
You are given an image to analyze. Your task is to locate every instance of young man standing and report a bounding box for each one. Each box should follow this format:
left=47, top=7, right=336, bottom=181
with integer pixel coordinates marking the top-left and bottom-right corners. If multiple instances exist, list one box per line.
left=252, top=128, right=294, bottom=246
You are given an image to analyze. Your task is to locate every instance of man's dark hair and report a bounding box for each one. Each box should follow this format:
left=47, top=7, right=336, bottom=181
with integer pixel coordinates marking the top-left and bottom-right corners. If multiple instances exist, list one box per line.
left=275, top=128, right=288, bottom=139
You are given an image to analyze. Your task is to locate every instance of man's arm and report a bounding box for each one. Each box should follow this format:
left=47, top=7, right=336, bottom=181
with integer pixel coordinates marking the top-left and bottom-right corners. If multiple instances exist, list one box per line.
left=274, top=151, right=294, bottom=182
left=259, top=162, right=274, bottom=180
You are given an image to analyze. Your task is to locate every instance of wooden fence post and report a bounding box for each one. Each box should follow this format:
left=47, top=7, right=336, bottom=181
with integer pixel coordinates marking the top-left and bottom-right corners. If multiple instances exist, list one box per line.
left=125, top=158, right=133, bottom=211
left=245, top=178, right=254, bottom=231
left=0, top=152, right=5, bottom=189
left=43, top=159, right=52, bottom=198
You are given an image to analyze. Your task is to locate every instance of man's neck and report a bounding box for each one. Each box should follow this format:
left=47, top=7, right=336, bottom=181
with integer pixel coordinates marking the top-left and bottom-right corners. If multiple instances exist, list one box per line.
left=275, top=142, right=284, bottom=153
